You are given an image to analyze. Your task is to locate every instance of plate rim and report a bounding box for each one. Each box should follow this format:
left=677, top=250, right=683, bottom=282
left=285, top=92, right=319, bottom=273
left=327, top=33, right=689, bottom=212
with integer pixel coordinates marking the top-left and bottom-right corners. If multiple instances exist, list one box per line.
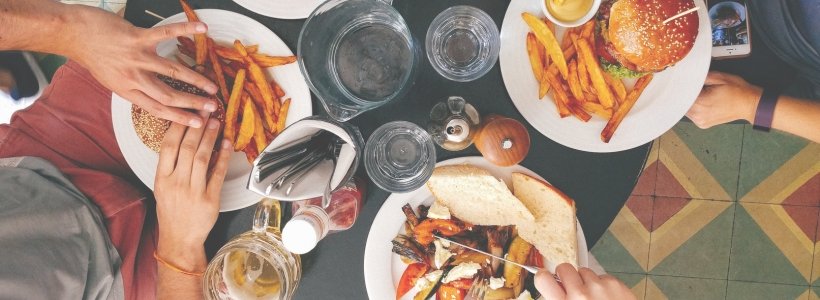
left=499, top=0, right=711, bottom=153
left=111, top=9, right=312, bottom=212
left=363, top=156, right=589, bottom=299
left=231, top=0, right=325, bottom=20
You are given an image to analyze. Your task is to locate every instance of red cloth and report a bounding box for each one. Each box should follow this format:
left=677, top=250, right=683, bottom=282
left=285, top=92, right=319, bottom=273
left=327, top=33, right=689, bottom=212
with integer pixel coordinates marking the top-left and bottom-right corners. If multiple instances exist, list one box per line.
left=0, top=61, right=157, bottom=299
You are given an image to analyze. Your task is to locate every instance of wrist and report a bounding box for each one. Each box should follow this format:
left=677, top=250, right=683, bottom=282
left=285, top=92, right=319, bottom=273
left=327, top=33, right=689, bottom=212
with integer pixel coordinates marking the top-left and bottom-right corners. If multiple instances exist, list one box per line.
left=157, top=239, right=207, bottom=272
left=742, top=87, right=763, bottom=123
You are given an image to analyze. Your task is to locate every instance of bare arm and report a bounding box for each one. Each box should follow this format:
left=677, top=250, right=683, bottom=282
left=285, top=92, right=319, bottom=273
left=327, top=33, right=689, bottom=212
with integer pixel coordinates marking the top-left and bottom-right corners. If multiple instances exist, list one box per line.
left=156, top=244, right=208, bottom=299
left=687, top=71, right=820, bottom=143
left=0, top=0, right=218, bottom=127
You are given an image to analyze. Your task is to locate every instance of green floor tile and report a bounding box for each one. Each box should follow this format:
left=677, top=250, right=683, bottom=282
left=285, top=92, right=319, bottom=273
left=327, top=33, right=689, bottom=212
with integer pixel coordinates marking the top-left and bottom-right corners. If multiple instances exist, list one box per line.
left=812, top=286, right=820, bottom=300
left=738, top=125, right=811, bottom=200
left=647, top=275, right=726, bottom=300
left=670, top=122, right=744, bottom=200
left=729, top=204, right=811, bottom=285
left=592, top=230, right=647, bottom=273
left=726, top=281, right=809, bottom=300
left=649, top=201, right=734, bottom=279
left=611, top=272, right=647, bottom=300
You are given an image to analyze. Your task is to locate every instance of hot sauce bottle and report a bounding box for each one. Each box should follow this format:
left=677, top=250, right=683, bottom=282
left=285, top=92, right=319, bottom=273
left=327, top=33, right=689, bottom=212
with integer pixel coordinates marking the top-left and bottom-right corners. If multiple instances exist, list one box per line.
left=281, top=178, right=366, bottom=254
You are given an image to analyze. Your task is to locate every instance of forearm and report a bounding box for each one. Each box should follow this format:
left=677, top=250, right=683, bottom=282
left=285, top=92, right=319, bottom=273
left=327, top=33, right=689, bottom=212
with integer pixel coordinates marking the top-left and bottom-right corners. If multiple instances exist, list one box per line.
left=0, top=0, right=73, bottom=55
left=156, top=241, right=208, bottom=299
left=770, top=96, right=820, bottom=143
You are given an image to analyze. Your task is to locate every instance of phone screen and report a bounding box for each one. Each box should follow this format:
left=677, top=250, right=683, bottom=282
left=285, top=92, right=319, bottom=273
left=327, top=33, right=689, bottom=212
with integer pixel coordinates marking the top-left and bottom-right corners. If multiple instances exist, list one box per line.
left=708, top=0, right=749, bottom=47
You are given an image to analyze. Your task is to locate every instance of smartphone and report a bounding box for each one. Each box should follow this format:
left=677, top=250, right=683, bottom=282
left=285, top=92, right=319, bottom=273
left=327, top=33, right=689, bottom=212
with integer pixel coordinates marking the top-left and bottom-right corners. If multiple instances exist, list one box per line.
left=708, top=0, right=752, bottom=58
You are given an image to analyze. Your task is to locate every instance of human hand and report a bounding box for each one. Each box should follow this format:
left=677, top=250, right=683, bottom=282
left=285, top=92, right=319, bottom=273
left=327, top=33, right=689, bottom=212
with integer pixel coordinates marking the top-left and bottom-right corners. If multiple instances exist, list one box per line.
left=154, top=116, right=230, bottom=257
left=67, top=5, right=218, bottom=128
left=686, top=71, right=762, bottom=129
left=534, top=263, right=636, bottom=300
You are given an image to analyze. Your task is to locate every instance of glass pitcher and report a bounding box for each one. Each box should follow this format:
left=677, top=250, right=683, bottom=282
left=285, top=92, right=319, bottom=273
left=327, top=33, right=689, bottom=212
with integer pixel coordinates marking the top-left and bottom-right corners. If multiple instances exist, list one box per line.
left=204, top=199, right=301, bottom=300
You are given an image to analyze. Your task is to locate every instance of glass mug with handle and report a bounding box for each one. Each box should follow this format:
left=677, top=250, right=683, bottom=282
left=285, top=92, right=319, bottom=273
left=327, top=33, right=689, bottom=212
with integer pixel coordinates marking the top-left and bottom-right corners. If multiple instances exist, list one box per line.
left=298, top=0, right=419, bottom=122
left=204, top=199, right=301, bottom=300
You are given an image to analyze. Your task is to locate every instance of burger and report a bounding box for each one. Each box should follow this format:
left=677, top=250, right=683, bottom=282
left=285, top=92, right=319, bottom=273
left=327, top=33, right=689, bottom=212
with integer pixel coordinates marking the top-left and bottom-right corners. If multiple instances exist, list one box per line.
left=595, top=0, right=699, bottom=78
left=132, top=75, right=225, bottom=152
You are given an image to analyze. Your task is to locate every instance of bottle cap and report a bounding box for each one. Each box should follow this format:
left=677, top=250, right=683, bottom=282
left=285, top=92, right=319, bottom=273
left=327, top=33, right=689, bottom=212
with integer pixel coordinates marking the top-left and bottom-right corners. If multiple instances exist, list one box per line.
left=282, top=216, right=322, bottom=254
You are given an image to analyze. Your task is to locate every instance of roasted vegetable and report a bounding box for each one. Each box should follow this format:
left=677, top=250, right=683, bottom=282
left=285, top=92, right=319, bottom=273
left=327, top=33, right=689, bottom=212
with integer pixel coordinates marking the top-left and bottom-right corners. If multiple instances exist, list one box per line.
left=436, top=285, right=466, bottom=300
left=392, top=234, right=428, bottom=264
left=396, top=263, right=428, bottom=300
left=485, top=287, right=515, bottom=300
left=413, top=219, right=465, bottom=246
left=413, top=268, right=446, bottom=300
left=402, top=204, right=420, bottom=231
left=486, top=226, right=512, bottom=273
left=503, top=236, right=533, bottom=288
left=451, top=251, right=488, bottom=267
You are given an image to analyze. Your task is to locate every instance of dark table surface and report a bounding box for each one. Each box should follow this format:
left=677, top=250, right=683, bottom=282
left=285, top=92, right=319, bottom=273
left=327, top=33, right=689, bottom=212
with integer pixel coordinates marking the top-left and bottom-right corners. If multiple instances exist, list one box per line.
left=124, top=1, right=655, bottom=298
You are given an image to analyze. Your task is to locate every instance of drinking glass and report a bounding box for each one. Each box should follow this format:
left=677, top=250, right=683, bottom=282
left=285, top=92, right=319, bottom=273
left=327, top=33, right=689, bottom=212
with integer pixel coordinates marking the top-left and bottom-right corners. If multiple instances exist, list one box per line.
left=298, top=0, right=419, bottom=122
left=425, top=6, right=500, bottom=82
left=364, top=121, right=436, bottom=193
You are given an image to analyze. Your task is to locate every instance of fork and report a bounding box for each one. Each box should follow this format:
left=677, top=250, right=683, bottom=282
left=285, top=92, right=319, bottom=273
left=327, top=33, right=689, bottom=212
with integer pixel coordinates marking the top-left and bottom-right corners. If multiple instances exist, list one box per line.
left=466, top=274, right=488, bottom=300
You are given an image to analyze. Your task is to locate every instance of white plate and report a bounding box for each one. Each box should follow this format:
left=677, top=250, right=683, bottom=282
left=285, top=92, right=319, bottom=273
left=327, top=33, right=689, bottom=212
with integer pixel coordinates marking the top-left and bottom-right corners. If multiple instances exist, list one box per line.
left=111, top=9, right=312, bottom=212
left=363, top=156, right=589, bottom=299
left=499, top=0, right=711, bottom=153
left=232, top=0, right=324, bottom=20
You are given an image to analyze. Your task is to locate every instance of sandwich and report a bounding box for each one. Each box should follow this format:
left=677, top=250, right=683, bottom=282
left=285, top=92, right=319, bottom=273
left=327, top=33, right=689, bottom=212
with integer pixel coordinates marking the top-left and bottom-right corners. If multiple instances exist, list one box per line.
left=595, top=0, right=699, bottom=78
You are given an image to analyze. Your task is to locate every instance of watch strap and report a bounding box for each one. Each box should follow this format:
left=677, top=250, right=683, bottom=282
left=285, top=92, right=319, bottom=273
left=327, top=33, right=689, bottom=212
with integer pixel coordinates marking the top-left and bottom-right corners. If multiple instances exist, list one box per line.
left=753, top=88, right=780, bottom=131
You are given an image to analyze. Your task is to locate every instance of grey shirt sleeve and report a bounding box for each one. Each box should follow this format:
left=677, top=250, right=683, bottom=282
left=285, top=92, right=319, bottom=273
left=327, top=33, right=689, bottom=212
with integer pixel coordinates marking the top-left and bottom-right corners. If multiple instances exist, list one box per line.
left=0, top=157, right=124, bottom=300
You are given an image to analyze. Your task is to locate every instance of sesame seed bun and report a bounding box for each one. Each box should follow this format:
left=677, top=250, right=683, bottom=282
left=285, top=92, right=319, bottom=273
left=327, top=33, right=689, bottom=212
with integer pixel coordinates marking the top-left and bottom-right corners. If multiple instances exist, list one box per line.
left=607, top=0, right=699, bottom=72
left=131, top=75, right=223, bottom=152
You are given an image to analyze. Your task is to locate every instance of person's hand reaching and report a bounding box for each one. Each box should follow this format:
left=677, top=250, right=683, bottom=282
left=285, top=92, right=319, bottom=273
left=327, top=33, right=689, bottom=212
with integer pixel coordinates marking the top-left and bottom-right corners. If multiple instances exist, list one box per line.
left=153, top=115, right=230, bottom=271
left=686, top=71, right=763, bottom=129
left=534, top=263, right=636, bottom=300
left=67, top=5, right=219, bottom=128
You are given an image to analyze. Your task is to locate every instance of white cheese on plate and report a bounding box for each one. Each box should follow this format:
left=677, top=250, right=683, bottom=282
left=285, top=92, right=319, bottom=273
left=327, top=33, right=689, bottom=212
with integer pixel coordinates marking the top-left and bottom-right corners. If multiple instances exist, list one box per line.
left=515, top=290, right=533, bottom=300
left=426, top=201, right=451, bottom=220
left=442, top=262, right=481, bottom=283
left=433, top=240, right=454, bottom=269
left=489, top=277, right=505, bottom=290
left=412, top=270, right=443, bottom=291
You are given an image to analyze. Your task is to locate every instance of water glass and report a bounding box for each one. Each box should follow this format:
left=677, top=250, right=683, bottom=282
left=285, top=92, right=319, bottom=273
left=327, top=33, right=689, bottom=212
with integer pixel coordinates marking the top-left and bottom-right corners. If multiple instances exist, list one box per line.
left=426, top=6, right=500, bottom=82
left=364, top=121, right=436, bottom=193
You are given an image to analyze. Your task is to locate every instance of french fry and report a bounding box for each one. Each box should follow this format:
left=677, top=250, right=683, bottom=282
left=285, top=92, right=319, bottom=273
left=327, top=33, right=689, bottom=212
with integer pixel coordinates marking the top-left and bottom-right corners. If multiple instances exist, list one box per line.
left=276, top=98, right=291, bottom=133
left=584, top=91, right=598, bottom=103
left=526, top=33, right=545, bottom=82
left=242, top=140, right=259, bottom=163
left=544, top=67, right=571, bottom=118
left=567, top=102, right=592, bottom=122
left=224, top=69, right=246, bottom=142
left=522, top=13, right=568, bottom=79
left=601, top=74, right=653, bottom=143
left=235, top=95, right=255, bottom=150
left=207, top=38, right=230, bottom=103
left=576, top=52, right=593, bottom=94
left=603, top=71, right=627, bottom=104
left=252, top=102, right=267, bottom=153
left=272, top=80, right=286, bottom=100
left=544, top=17, right=555, bottom=35
left=245, top=81, right=277, bottom=132
left=576, top=39, right=615, bottom=108
left=581, top=102, right=613, bottom=119
left=253, top=54, right=297, bottom=68
left=562, top=45, right=577, bottom=61
left=235, top=40, right=277, bottom=130
left=579, top=20, right=596, bottom=40
left=567, top=59, right=586, bottom=103
left=561, top=27, right=575, bottom=50
left=179, top=0, right=207, bottom=66
left=177, top=36, right=196, bottom=57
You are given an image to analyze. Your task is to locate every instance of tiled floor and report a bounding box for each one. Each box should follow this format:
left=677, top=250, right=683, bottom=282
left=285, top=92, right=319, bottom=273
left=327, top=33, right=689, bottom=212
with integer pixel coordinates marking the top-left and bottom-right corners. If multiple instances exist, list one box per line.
left=592, top=121, right=820, bottom=300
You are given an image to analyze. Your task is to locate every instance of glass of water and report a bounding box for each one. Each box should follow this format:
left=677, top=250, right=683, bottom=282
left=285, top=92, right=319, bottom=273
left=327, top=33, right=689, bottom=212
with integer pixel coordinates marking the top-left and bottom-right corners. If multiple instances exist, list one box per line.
left=298, top=0, right=418, bottom=122
left=364, top=121, right=436, bottom=193
left=425, top=6, right=500, bottom=82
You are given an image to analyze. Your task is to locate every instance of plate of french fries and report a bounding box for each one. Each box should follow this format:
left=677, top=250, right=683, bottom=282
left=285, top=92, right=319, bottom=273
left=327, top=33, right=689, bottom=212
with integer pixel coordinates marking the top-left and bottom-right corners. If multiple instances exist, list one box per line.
left=111, top=8, right=311, bottom=212
left=499, top=0, right=710, bottom=152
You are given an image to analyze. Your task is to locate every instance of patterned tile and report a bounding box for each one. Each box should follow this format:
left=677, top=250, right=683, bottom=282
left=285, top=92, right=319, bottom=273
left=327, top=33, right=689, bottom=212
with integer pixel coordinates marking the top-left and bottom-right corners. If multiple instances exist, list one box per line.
left=729, top=203, right=818, bottom=285
left=656, top=123, right=742, bottom=201
left=738, top=141, right=820, bottom=206
left=738, top=125, right=815, bottom=202
left=645, top=275, right=727, bottom=300
left=726, top=281, right=809, bottom=300
left=611, top=272, right=647, bottom=300
left=591, top=195, right=652, bottom=273
left=632, top=141, right=660, bottom=196
left=649, top=198, right=734, bottom=279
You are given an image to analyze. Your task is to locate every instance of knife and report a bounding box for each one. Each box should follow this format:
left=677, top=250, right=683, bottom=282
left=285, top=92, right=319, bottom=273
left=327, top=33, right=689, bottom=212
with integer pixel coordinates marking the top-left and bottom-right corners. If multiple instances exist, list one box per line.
left=433, top=234, right=541, bottom=274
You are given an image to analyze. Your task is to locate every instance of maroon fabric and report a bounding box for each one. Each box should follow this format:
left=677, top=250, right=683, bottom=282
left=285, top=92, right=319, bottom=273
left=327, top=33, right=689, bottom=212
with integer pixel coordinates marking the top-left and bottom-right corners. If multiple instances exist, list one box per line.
left=0, top=61, right=157, bottom=300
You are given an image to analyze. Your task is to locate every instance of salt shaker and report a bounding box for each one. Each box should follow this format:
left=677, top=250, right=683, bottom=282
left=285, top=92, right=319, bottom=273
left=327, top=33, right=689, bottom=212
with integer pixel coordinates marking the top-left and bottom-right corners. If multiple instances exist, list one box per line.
left=427, top=96, right=481, bottom=151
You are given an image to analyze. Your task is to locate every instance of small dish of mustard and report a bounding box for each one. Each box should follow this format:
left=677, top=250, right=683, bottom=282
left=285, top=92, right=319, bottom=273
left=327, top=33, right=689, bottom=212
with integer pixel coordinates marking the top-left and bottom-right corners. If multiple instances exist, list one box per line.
left=540, top=0, right=601, bottom=28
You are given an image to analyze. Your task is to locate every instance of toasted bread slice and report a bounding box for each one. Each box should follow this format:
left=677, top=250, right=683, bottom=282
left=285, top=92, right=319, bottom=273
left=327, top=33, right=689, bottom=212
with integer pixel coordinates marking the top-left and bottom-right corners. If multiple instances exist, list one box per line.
left=427, top=165, right=535, bottom=226
left=512, top=172, right=578, bottom=267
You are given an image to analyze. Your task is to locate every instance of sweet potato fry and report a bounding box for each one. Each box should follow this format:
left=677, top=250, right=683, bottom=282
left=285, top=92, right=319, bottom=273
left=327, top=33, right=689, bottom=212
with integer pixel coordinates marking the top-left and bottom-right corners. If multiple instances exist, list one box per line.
left=271, top=80, right=286, bottom=100
left=245, top=82, right=277, bottom=132
left=179, top=0, right=207, bottom=66
left=215, top=45, right=242, bottom=61
left=224, top=69, right=246, bottom=142
left=526, top=33, right=545, bottom=82
left=177, top=36, right=196, bottom=56
left=253, top=54, right=297, bottom=68
left=567, top=59, right=586, bottom=103
left=576, top=39, right=615, bottom=108
left=207, top=38, right=229, bottom=103
left=243, top=140, right=259, bottom=163
left=603, top=71, right=627, bottom=104
left=276, top=98, right=291, bottom=133
left=544, top=67, right=571, bottom=118
left=252, top=101, right=267, bottom=153
left=522, top=13, right=568, bottom=79
left=235, top=95, right=255, bottom=151
left=581, top=102, right=613, bottom=119
left=235, top=40, right=277, bottom=130
left=602, top=74, right=653, bottom=143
